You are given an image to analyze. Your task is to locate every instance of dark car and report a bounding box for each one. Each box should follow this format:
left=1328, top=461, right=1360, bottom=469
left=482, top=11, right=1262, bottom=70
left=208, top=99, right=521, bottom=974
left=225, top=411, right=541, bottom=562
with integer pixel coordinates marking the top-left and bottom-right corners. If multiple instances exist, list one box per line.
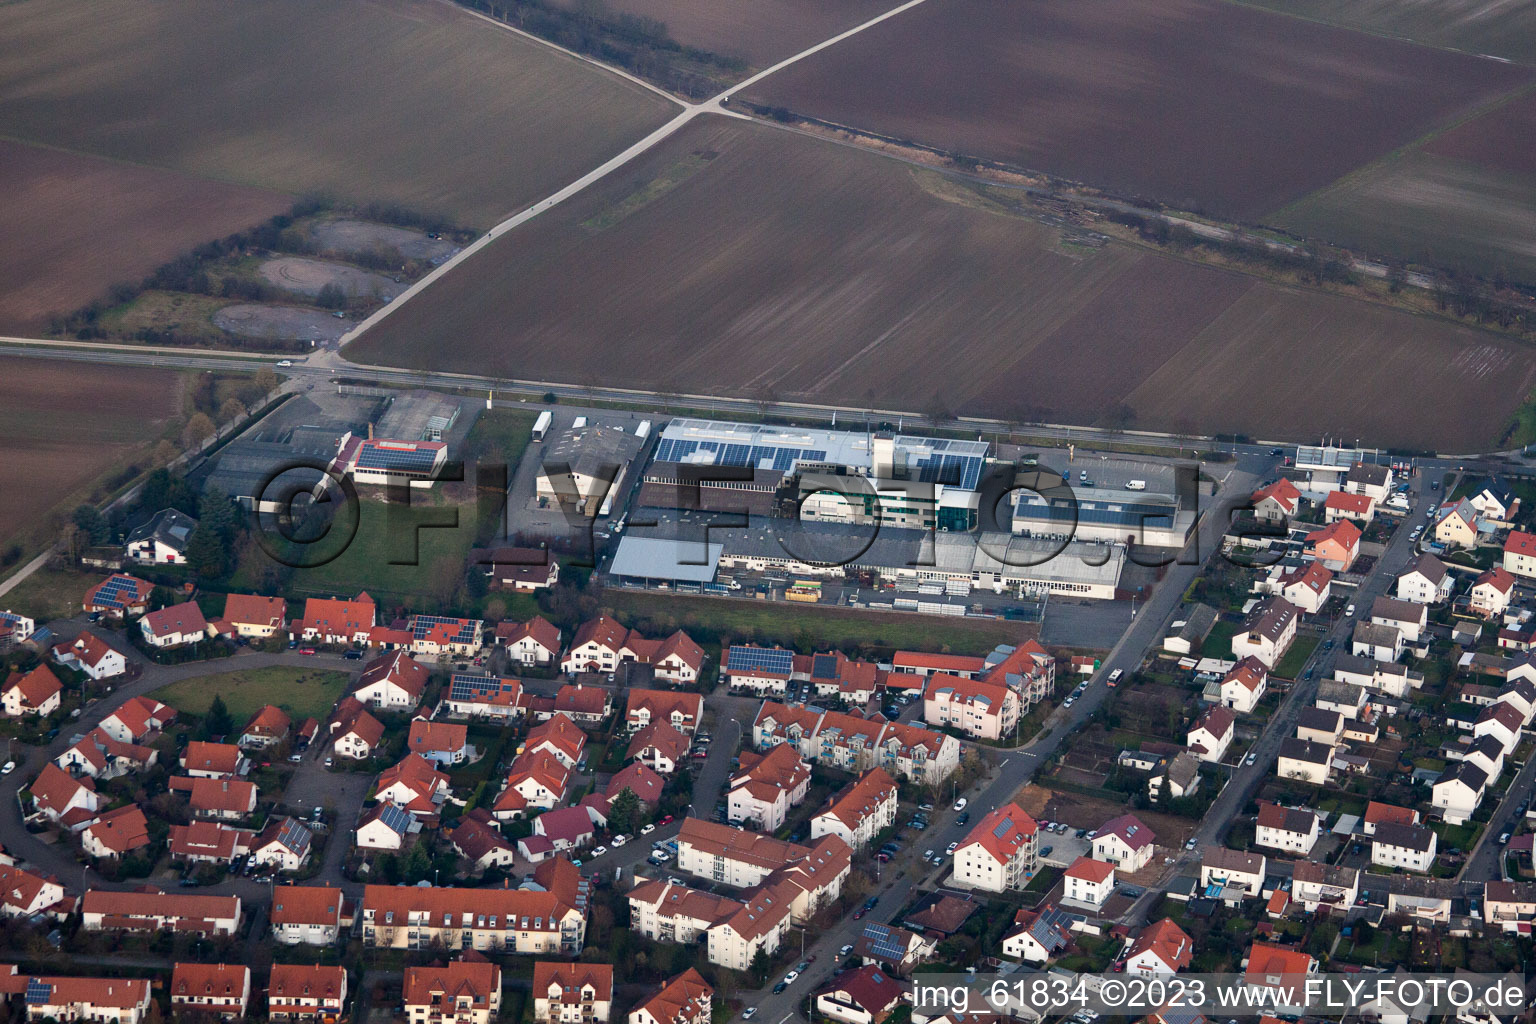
left=863, top=896, right=878, bottom=910
left=773, top=983, right=788, bottom=995
left=956, top=811, right=970, bottom=826
left=1040, top=845, right=1053, bottom=858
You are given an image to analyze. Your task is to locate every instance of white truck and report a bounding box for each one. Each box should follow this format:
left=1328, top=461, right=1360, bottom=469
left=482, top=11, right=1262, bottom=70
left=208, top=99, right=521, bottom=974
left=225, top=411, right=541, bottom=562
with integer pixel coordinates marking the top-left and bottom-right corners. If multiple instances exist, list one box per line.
left=1125, top=480, right=1146, bottom=491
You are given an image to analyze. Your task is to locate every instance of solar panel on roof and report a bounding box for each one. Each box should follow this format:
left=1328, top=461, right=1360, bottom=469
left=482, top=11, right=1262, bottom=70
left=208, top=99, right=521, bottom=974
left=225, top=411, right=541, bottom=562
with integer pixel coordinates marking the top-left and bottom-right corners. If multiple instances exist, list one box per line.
left=992, top=817, right=1014, bottom=839
left=24, top=979, right=52, bottom=1005
left=861, top=923, right=909, bottom=961
left=726, top=646, right=794, bottom=675
left=357, top=443, right=440, bottom=472
left=450, top=674, right=518, bottom=701
left=811, top=654, right=838, bottom=680
left=377, top=803, right=413, bottom=834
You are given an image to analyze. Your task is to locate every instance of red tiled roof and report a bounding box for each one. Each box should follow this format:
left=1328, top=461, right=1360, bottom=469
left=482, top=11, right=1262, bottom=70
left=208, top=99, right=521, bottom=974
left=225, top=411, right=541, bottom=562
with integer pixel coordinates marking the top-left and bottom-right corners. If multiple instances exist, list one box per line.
left=1506, top=530, right=1536, bottom=557
left=105, top=696, right=174, bottom=738
left=300, top=593, right=376, bottom=636
left=628, top=720, right=690, bottom=763
left=4, top=664, right=61, bottom=707
left=84, top=573, right=153, bottom=610
left=85, top=804, right=151, bottom=854
left=532, top=962, right=613, bottom=1003
left=1129, top=918, right=1192, bottom=971
left=222, top=593, right=287, bottom=630
left=356, top=651, right=429, bottom=701
left=1476, top=567, right=1517, bottom=595
left=171, top=776, right=257, bottom=815
left=627, top=688, right=704, bottom=727
left=242, top=704, right=291, bottom=739
left=1098, top=813, right=1156, bottom=851
left=892, top=651, right=988, bottom=673
left=403, top=960, right=500, bottom=1011
left=183, top=741, right=242, bottom=776
left=141, top=600, right=207, bottom=639
left=1064, top=856, right=1115, bottom=883
left=1323, top=491, right=1373, bottom=516
left=269, top=963, right=346, bottom=1004
left=605, top=762, right=665, bottom=805
left=270, top=884, right=344, bottom=927
left=957, top=802, right=1037, bottom=865
left=408, top=718, right=467, bottom=756
left=496, top=615, right=561, bottom=650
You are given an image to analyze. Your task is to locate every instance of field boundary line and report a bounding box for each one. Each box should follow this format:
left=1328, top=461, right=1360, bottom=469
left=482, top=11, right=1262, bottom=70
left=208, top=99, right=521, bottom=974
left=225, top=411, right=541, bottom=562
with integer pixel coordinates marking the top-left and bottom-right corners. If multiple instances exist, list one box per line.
left=0, top=336, right=280, bottom=361
left=441, top=0, right=687, bottom=107
left=719, top=0, right=935, bottom=100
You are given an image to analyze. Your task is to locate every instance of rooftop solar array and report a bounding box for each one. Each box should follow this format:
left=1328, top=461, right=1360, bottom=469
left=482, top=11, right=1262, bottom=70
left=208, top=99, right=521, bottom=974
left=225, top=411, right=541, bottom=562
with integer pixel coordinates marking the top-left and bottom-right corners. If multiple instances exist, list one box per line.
left=410, top=615, right=478, bottom=644
left=450, top=673, right=520, bottom=701
left=992, top=816, right=1016, bottom=839
left=376, top=802, right=414, bottom=834
left=657, top=419, right=988, bottom=491
left=276, top=818, right=313, bottom=855
left=861, top=923, right=910, bottom=962
left=91, top=575, right=145, bottom=608
left=25, top=978, right=52, bottom=1005
left=355, top=440, right=443, bottom=472
left=725, top=646, right=794, bottom=676
left=811, top=654, right=839, bottom=680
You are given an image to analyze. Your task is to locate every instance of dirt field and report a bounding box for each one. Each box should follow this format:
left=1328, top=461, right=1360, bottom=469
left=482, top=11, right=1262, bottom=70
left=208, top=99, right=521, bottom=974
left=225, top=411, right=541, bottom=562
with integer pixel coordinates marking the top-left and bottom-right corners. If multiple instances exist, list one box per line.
left=346, top=117, right=1536, bottom=451
left=554, top=0, right=891, bottom=67
left=259, top=257, right=405, bottom=300
left=308, top=219, right=459, bottom=263
left=0, top=139, right=286, bottom=333
left=213, top=304, right=351, bottom=343
left=740, top=0, right=1530, bottom=220
left=0, top=0, right=675, bottom=228
left=1236, top=0, right=1536, bottom=65
left=0, top=357, right=182, bottom=553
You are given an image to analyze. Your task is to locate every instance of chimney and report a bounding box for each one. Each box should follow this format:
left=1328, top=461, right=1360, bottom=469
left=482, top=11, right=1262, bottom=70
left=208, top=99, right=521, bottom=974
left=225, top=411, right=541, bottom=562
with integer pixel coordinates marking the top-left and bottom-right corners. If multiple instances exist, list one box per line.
left=367, top=422, right=374, bottom=440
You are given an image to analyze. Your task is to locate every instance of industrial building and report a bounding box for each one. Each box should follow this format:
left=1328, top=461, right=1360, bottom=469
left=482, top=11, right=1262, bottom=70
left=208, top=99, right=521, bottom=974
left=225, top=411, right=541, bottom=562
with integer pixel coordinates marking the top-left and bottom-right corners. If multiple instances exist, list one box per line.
left=1011, top=482, right=1195, bottom=548
left=536, top=424, right=646, bottom=517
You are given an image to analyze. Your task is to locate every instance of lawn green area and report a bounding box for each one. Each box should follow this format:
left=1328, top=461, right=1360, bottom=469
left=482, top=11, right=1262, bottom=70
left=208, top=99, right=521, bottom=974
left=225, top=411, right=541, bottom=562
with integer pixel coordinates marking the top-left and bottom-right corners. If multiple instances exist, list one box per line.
left=0, top=565, right=98, bottom=621
left=1200, top=619, right=1240, bottom=659
left=280, top=495, right=481, bottom=608
left=601, top=590, right=1032, bottom=656
left=461, top=408, right=538, bottom=476
left=153, top=665, right=350, bottom=722
left=1275, top=634, right=1320, bottom=679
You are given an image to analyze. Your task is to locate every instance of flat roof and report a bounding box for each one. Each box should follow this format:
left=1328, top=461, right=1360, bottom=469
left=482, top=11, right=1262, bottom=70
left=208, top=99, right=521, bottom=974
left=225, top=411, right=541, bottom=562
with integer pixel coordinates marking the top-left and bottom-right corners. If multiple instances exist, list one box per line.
left=610, top=535, right=722, bottom=583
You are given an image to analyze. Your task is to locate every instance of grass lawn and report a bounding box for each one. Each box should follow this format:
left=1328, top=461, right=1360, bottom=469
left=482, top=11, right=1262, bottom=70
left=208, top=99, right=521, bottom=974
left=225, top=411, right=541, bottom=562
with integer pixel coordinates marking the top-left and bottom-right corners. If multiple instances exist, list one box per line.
left=462, top=408, right=537, bottom=475
left=280, top=496, right=482, bottom=609
left=601, top=591, right=1032, bottom=656
left=153, top=665, right=350, bottom=722
left=1200, top=620, right=1241, bottom=659
left=1275, top=634, right=1321, bottom=679
left=0, top=565, right=98, bottom=621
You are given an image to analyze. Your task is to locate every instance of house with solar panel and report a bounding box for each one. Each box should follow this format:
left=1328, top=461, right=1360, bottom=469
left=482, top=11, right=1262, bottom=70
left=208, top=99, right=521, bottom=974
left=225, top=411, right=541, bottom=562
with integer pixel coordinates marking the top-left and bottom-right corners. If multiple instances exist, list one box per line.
left=852, top=921, right=934, bottom=976
left=723, top=644, right=796, bottom=695
left=0, top=968, right=152, bottom=1024
left=82, top=572, right=153, bottom=620
left=333, top=431, right=447, bottom=488
left=444, top=672, right=524, bottom=720
left=251, top=816, right=314, bottom=872
left=1001, top=904, right=1075, bottom=964
left=0, top=610, right=35, bottom=650
left=406, top=614, right=484, bottom=658
left=124, top=507, right=197, bottom=564
left=923, top=673, right=1018, bottom=741
left=1092, top=814, right=1157, bottom=872
left=952, top=802, right=1039, bottom=892
left=357, top=800, right=420, bottom=851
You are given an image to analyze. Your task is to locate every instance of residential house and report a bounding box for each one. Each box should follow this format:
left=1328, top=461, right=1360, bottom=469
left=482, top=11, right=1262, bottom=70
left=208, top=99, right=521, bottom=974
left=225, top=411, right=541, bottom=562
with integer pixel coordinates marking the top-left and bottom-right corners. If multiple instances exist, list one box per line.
left=1187, top=706, right=1235, bottom=763
left=1371, top=596, right=1427, bottom=644
left=851, top=921, right=934, bottom=976
left=270, top=884, right=346, bottom=946
left=1397, top=554, right=1454, bottom=605
left=79, top=889, right=242, bottom=936
left=1093, top=814, right=1156, bottom=872
left=361, top=885, right=585, bottom=954
left=1219, top=658, right=1269, bottom=714
left=1126, top=918, right=1193, bottom=975
left=1483, top=880, right=1536, bottom=932
left=374, top=754, right=450, bottom=819
left=125, top=508, right=196, bottom=564
left=50, top=631, right=126, bottom=680
left=1001, top=904, right=1073, bottom=964
left=181, top=741, right=246, bottom=779
left=1370, top=822, right=1438, bottom=873
left=493, top=749, right=571, bottom=820
left=98, top=696, right=173, bottom=744
left=1276, top=738, right=1333, bottom=785
left=403, top=959, right=502, bottom=1024
left=251, top=817, right=314, bottom=872
left=1295, top=707, right=1343, bottom=745
left=219, top=593, right=288, bottom=639
left=405, top=614, right=484, bottom=659
left=1333, top=653, right=1422, bottom=698
left=815, top=967, right=903, bottom=1024
left=1290, top=861, right=1360, bottom=914
left=1352, top=621, right=1403, bottom=663
left=810, top=769, right=898, bottom=850
left=0, top=864, right=66, bottom=920
left=1232, top=599, right=1298, bottom=670
left=952, top=802, right=1039, bottom=893
left=1504, top=530, right=1536, bottom=580
left=1343, top=462, right=1393, bottom=502
left=561, top=618, right=704, bottom=685
left=806, top=650, right=880, bottom=705
left=1251, top=480, right=1302, bottom=522
left=139, top=600, right=208, bottom=648
left=0, top=971, right=151, bottom=1024
left=1362, top=801, right=1419, bottom=835
left=171, top=775, right=258, bottom=820
left=525, top=715, right=586, bottom=768
left=1062, top=857, right=1116, bottom=909
left=330, top=697, right=386, bottom=760
left=83, top=573, right=153, bottom=620
left=297, top=593, right=376, bottom=645
left=605, top=762, right=665, bottom=808
left=1264, top=561, right=1333, bottom=614
left=534, top=806, right=598, bottom=853
left=1200, top=846, right=1265, bottom=898
left=170, top=963, right=250, bottom=1019
left=27, top=763, right=100, bottom=827
left=353, top=651, right=430, bottom=710
left=240, top=704, right=291, bottom=749
left=727, top=745, right=810, bottom=830
left=268, top=963, right=348, bottom=1023
left=407, top=717, right=470, bottom=767
left=1305, top=519, right=1361, bottom=572
left=1434, top=760, right=1489, bottom=825
left=628, top=878, right=746, bottom=946
left=169, top=820, right=254, bottom=865
left=497, top=616, right=562, bottom=666
left=1243, top=942, right=1317, bottom=1004
left=1434, top=499, right=1480, bottom=550
left=532, top=962, right=613, bottom=1024
left=627, top=689, right=704, bottom=734
left=1470, top=477, right=1519, bottom=524
left=1324, top=490, right=1375, bottom=524
left=628, top=720, right=690, bottom=775
left=723, top=645, right=795, bottom=695
left=629, top=971, right=712, bottom=1024
left=2, top=665, right=61, bottom=718
left=1475, top=701, right=1524, bottom=755
left=451, top=808, right=519, bottom=871
left=923, top=673, right=1020, bottom=741
left=1149, top=752, right=1200, bottom=801
left=1255, top=802, right=1321, bottom=855
left=356, top=801, right=419, bottom=852
left=1471, top=568, right=1517, bottom=619
left=442, top=672, right=524, bottom=720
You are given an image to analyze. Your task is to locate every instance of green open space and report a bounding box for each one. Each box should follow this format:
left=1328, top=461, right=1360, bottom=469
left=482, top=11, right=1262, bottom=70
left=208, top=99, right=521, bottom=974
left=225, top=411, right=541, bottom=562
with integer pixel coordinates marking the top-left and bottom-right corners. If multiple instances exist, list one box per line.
left=153, top=665, right=350, bottom=722
left=601, top=590, right=1032, bottom=656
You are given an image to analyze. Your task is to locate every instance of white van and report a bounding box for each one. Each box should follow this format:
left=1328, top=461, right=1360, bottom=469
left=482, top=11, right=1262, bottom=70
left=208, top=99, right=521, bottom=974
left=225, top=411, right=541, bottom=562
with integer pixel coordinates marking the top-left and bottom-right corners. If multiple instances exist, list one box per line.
left=1125, top=480, right=1146, bottom=491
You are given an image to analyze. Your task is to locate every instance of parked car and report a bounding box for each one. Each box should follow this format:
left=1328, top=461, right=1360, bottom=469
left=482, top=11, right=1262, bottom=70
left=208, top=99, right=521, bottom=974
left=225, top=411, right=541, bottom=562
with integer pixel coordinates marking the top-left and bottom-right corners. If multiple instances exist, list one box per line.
left=840, top=944, right=855, bottom=957
left=953, top=797, right=967, bottom=811
left=772, top=983, right=787, bottom=995
left=1040, top=846, right=1053, bottom=858
left=1185, top=838, right=1198, bottom=850
left=743, top=1010, right=757, bottom=1020
left=641, top=823, right=656, bottom=835
left=946, top=841, right=959, bottom=855
left=956, top=811, right=970, bottom=826
left=1, top=761, right=14, bottom=775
